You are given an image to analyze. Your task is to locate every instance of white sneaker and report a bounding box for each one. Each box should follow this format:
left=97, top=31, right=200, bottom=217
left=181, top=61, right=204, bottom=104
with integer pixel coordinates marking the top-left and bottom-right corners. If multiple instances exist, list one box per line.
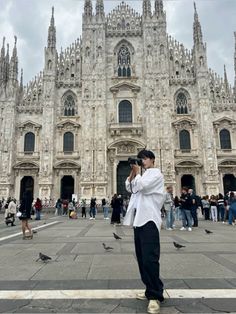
left=89, top=217, right=93, bottom=220
left=136, top=292, right=146, bottom=300
left=147, top=300, right=160, bottom=314
left=180, top=227, right=186, bottom=231
left=166, top=228, right=173, bottom=230
left=188, top=227, right=192, bottom=231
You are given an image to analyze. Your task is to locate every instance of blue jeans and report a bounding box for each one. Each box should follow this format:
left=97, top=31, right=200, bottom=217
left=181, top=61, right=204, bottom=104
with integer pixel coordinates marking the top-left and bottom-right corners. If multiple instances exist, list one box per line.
left=103, top=206, right=109, bottom=218
left=166, top=209, right=175, bottom=228
left=90, top=207, right=96, bottom=218
left=35, top=210, right=41, bottom=220
left=229, top=206, right=236, bottom=225
left=175, top=207, right=182, bottom=220
left=182, top=209, right=192, bottom=228
left=218, top=205, right=225, bottom=221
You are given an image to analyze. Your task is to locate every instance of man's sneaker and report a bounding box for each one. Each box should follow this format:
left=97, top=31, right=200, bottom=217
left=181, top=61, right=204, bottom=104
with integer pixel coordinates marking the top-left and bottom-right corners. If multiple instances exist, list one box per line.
left=180, top=227, right=186, bottom=231
left=136, top=292, right=146, bottom=300
left=147, top=300, right=160, bottom=314
left=89, top=217, right=93, bottom=220
left=188, top=227, right=192, bottom=232
left=166, top=228, right=173, bottom=230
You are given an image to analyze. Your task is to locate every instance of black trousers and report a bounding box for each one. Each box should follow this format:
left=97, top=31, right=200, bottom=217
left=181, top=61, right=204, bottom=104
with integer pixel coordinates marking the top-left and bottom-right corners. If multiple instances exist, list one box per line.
left=134, top=221, right=164, bottom=302
left=191, top=208, right=198, bottom=227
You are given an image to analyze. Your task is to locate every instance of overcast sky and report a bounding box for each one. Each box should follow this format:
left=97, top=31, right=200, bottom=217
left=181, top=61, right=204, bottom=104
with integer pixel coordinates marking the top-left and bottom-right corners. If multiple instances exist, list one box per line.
left=0, top=0, right=235, bottom=85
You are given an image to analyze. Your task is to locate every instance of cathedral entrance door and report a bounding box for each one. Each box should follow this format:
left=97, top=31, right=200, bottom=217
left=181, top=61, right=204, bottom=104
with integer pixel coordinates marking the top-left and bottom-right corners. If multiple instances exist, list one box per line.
left=20, top=176, right=34, bottom=201
left=223, top=174, right=236, bottom=194
left=61, top=176, right=74, bottom=200
left=181, top=175, right=196, bottom=192
left=117, top=161, right=130, bottom=198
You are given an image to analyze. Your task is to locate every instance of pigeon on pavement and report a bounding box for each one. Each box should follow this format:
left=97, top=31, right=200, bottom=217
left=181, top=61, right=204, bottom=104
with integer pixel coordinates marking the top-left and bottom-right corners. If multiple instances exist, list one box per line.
left=102, top=243, right=114, bottom=251
left=173, top=241, right=186, bottom=249
left=205, top=229, right=213, bottom=234
left=113, top=232, right=122, bottom=240
left=37, top=252, right=52, bottom=262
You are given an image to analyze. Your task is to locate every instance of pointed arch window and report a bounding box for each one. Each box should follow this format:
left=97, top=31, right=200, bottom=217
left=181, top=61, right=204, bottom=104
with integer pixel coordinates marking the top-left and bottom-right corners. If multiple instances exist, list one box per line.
left=179, top=130, right=191, bottom=151
left=64, top=94, right=75, bottom=116
left=176, top=93, right=188, bottom=114
left=220, top=129, right=231, bottom=149
left=24, top=132, right=35, bottom=152
left=117, top=45, right=131, bottom=77
left=119, top=100, right=132, bottom=123
left=63, top=132, right=74, bottom=152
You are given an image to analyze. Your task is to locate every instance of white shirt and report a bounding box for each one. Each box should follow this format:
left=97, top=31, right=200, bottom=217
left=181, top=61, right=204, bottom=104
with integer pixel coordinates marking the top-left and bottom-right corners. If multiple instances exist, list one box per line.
left=123, top=168, right=164, bottom=232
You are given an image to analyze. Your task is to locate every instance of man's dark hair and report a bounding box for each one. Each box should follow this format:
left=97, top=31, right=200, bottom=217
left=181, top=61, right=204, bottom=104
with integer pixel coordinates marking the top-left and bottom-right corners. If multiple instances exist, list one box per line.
left=137, top=149, right=155, bottom=160
left=182, top=186, right=189, bottom=192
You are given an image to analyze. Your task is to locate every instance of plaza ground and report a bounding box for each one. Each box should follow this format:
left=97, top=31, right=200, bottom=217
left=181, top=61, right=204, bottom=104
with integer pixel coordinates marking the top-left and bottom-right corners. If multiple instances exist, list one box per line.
left=0, top=210, right=235, bottom=313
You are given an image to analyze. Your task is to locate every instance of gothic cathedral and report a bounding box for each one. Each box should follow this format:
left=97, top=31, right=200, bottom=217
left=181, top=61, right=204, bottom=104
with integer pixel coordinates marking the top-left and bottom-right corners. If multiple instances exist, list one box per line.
left=0, top=0, right=236, bottom=201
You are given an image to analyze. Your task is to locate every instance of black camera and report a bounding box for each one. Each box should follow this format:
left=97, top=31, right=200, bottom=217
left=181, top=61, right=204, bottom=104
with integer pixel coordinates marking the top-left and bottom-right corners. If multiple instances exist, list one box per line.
left=128, top=157, right=143, bottom=166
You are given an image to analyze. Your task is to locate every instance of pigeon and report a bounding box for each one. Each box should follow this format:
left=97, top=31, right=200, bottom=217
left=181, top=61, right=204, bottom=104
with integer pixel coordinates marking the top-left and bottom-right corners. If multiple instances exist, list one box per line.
left=113, top=232, right=122, bottom=240
left=205, top=229, right=213, bottom=234
left=102, top=243, right=113, bottom=251
left=37, top=252, right=52, bottom=262
left=173, top=241, right=185, bottom=249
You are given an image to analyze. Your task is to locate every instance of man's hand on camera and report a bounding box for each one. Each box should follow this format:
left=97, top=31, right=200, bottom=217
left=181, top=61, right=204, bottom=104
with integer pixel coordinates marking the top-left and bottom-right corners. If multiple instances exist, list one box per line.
left=128, top=164, right=140, bottom=182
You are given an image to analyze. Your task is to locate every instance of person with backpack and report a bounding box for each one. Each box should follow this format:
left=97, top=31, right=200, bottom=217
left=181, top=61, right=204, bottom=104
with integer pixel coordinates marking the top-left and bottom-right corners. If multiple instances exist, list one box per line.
left=34, top=198, right=42, bottom=220
left=5, top=198, right=17, bottom=226
left=89, top=197, right=96, bottom=220
left=102, top=197, right=109, bottom=220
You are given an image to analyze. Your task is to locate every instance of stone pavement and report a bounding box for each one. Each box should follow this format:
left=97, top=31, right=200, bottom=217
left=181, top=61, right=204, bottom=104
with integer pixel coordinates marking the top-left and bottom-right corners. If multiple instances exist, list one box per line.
left=0, top=211, right=236, bottom=313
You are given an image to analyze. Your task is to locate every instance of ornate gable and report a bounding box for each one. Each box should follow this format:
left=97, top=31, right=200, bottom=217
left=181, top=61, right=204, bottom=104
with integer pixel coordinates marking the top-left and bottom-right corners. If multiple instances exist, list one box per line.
left=110, top=81, right=140, bottom=94
left=106, top=2, right=142, bottom=37
left=18, top=120, right=42, bottom=134
left=213, top=117, right=236, bottom=128
left=56, top=119, right=81, bottom=131
left=172, top=117, right=196, bottom=130
left=13, top=161, right=39, bottom=169
left=218, top=159, right=236, bottom=167
left=176, top=160, right=202, bottom=168
left=54, top=161, right=81, bottom=169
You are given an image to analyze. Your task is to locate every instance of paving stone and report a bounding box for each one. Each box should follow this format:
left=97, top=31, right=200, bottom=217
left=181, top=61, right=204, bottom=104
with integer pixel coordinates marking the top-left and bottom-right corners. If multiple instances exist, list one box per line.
left=225, top=278, right=236, bottom=287
left=108, top=279, right=144, bottom=289
left=71, top=299, right=118, bottom=313
left=31, top=261, right=90, bottom=280
left=183, top=278, right=235, bottom=289
left=71, top=242, right=121, bottom=254
left=0, top=300, right=30, bottom=313
left=219, top=254, right=236, bottom=265
left=163, top=279, right=189, bottom=289
left=165, top=299, right=218, bottom=313
left=35, top=280, right=109, bottom=290
left=0, top=280, right=38, bottom=290
left=161, top=254, right=236, bottom=279
left=16, top=299, right=74, bottom=313
left=202, top=298, right=236, bottom=313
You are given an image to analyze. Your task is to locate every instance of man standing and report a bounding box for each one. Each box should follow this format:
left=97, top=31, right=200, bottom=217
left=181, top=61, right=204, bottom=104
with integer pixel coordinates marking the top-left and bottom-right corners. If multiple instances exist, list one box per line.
left=179, top=187, right=192, bottom=231
left=124, top=150, right=164, bottom=314
left=189, top=189, right=198, bottom=227
left=164, top=186, right=175, bottom=230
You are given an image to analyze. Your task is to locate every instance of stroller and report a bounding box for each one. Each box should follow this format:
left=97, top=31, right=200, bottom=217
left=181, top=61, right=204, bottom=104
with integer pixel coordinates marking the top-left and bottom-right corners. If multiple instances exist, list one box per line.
left=5, top=213, right=16, bottom=226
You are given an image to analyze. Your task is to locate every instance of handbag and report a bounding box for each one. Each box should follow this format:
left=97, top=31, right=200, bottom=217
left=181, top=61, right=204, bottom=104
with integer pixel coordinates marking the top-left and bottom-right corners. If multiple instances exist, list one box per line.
left=17, top=211, right=28, bottom=219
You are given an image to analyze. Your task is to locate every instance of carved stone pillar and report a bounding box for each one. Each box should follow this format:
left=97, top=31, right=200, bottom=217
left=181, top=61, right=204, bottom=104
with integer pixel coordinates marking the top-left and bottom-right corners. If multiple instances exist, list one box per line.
left=112, top=160, right=118, bottom=195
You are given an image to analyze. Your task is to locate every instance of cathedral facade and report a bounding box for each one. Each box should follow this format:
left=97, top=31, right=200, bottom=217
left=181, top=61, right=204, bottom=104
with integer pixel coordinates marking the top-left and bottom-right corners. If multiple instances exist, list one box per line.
left=0, top=0, right=236, bottom=201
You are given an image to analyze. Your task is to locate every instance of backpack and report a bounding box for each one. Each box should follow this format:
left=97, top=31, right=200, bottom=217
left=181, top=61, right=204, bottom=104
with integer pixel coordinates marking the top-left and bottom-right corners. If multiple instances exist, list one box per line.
left=102, top=198, right=106, bottom=206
